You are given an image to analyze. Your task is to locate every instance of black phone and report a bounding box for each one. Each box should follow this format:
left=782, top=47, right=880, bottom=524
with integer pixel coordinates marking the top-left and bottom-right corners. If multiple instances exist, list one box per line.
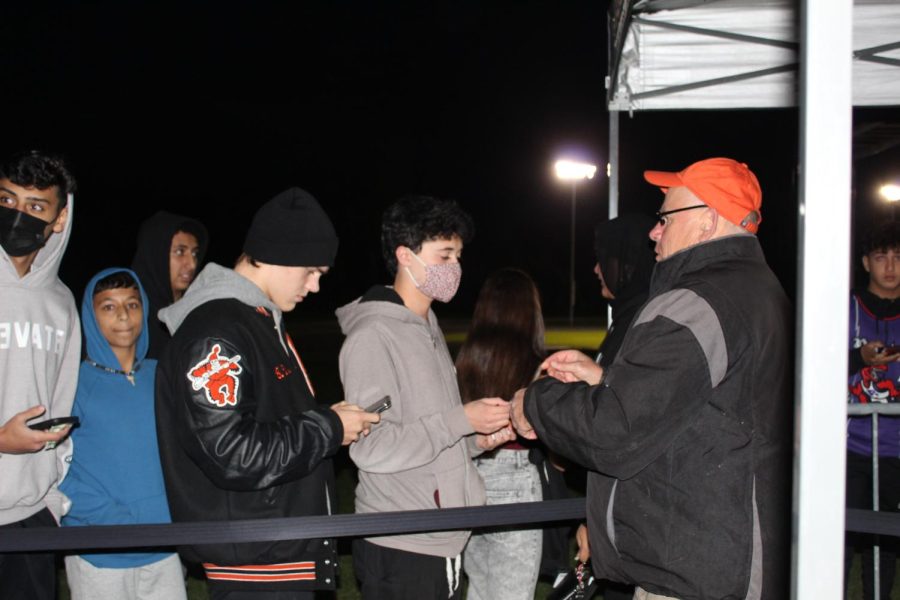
left=364, top=395, right=392, bottom=414
left=28, top=416, right=79, bottom=432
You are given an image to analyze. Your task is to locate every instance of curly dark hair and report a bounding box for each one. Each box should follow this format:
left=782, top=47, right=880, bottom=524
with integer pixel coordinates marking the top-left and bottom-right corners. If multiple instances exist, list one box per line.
left=380, top=195, right=474, bottom=275
left=455, top=268, right=545, bottom=403
left=862, top=220, right=900, bottom=256
left=0, top=150, right=77, bottom=208
left=94, top=271, right=139, bottom=296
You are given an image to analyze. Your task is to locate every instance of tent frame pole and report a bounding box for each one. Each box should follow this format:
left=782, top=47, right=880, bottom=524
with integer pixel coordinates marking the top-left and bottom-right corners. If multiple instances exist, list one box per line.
left=793, top=0, right=853, bottom=598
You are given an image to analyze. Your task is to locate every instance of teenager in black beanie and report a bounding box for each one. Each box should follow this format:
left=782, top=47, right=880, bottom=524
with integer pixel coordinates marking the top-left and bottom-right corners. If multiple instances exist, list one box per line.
left=154, top=187, right=379, bottom=600
left=243, top=187, right=339, bottom=267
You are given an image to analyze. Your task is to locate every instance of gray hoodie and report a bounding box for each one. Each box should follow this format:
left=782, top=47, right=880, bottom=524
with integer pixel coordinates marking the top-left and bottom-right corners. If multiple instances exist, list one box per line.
left=0, top=196, right=80, bottom=525
left=159, top=262, right=283, bottom=341
left=336, top=289, right=485, bottom=558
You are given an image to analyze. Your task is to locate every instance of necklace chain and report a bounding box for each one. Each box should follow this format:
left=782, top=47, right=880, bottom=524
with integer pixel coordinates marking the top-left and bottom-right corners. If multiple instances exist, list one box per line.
left=87, top=359, right=142, bottom=384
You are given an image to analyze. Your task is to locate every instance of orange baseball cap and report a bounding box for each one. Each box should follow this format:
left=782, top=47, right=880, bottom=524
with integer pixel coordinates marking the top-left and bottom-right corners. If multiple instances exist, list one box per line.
left=644, top=157, right=763, bottom=234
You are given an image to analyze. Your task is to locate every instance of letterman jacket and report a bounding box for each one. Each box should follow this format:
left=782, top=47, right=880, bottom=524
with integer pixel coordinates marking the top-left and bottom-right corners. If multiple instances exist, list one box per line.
left=155, top=263, right=343, bottom=592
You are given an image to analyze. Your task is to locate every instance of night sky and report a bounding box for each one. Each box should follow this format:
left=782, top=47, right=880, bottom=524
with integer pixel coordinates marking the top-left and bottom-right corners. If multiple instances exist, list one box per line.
left=3, top=2, right=899, bottom=320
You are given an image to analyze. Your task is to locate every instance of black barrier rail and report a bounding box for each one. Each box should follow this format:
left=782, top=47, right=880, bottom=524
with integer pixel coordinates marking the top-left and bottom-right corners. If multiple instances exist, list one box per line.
left=847, top=509, right=900, bottom=538
left=2, top=498, right=896, bottom=554
left=0, top=498, right=585, bottom=553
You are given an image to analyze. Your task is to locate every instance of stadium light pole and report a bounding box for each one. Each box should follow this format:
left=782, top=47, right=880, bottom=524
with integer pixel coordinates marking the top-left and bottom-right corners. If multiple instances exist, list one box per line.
left=554, top=159, right=598, bottom=326
left=881, top=183, right=900, bottom=220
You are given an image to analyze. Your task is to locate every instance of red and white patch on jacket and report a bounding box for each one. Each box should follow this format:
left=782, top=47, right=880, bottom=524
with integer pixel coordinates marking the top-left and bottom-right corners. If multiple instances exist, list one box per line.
left=187, top=343, right=243, bottom=407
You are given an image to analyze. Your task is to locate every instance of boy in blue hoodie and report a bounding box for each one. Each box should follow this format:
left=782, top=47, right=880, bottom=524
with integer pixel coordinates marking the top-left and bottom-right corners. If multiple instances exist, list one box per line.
left=60, top=268, right=186, bottom=600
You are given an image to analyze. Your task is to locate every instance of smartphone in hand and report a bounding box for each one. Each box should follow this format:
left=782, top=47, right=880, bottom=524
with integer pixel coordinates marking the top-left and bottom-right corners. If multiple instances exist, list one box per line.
left=364, top=395, right=392, bottom=414
left=28, top=416, right=79, bottom=432
left=28, top=416, right=79, bottom=450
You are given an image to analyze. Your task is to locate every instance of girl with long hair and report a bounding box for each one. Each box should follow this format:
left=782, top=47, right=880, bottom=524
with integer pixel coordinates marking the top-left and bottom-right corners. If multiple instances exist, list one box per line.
left=456, top=267, right=545, bottom=600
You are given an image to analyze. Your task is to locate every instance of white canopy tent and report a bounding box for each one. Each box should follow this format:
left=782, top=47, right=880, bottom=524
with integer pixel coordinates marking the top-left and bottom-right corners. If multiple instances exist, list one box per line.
left=605, top=1, right=900, bottom=598
left=607, top=0, right=900, bottom=111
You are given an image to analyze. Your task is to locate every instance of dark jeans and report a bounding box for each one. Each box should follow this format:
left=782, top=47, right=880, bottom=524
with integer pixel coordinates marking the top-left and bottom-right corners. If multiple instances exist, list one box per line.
left=352, top=538, right=462, bottom=600
left=0, top=508, right=57, bottom=600
left=845, top=451, right=900, bottom=600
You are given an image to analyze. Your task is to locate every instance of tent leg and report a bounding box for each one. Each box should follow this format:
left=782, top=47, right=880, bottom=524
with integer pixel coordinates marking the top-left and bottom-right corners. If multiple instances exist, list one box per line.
left=793, top=0, right=853, bottom=598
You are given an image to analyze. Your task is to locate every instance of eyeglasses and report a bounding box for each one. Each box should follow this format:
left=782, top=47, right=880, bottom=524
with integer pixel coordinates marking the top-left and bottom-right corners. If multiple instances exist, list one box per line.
left=655, top=204, right=707, bottom=227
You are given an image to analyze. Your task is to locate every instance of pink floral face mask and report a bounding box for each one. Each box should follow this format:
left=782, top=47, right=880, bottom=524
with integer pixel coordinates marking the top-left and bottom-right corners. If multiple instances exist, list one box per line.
left=405, top=252, right=461, bottom=303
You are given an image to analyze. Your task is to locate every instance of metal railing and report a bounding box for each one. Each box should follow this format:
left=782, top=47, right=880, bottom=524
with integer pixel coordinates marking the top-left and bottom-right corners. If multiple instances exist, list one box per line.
left=846, top=402, right=900, bottom=600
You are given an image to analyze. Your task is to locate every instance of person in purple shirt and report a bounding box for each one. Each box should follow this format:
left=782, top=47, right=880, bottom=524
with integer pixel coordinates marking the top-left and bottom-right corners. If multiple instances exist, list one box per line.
left=846, top=220, right=900, bottom=600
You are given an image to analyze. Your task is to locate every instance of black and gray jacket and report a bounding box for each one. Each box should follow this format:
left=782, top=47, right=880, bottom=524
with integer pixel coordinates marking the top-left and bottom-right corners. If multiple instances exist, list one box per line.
left=155, top=264, right=343, bottom=593
left=525, top=235, right=792, bottom=600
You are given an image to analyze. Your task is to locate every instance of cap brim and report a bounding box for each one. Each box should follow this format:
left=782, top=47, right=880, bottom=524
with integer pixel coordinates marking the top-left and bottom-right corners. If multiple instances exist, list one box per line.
left=643, top=170, right=684, bottom=188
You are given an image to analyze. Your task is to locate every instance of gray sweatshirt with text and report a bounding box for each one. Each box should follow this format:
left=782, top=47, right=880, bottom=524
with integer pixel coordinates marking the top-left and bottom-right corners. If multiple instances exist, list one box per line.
left=0, top=197, right=80, bottom=525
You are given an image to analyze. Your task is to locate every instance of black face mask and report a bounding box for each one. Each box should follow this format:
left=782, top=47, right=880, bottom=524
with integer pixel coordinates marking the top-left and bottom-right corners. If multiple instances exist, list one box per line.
left=0, top=205, right=52, bottom=257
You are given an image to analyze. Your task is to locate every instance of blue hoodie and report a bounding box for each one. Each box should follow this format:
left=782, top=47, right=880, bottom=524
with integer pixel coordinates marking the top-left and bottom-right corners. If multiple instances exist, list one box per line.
left=59, top=267, right=174, bottom=568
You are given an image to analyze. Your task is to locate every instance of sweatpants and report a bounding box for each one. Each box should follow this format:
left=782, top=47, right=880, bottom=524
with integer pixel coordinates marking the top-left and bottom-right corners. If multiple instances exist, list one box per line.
left=64, top=552, right=187, bottom=600
left=352, top=538, right=462, bottom=600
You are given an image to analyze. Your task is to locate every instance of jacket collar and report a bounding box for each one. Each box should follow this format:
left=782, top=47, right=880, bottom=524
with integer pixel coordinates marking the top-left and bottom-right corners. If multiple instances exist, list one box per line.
left=650, top=234, right=764, bottom=295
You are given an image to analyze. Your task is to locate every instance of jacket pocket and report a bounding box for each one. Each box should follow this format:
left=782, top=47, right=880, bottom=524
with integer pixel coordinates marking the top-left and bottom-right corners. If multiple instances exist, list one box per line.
left=434, top=461, right=471, bottom=509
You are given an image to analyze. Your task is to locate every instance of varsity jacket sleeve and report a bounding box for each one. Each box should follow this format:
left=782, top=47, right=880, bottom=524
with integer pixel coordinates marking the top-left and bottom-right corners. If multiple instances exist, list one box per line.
left=525, top=288, right=720, bottom=480
left=341, top=327, right=474, bottom=474
left=171, top=335, right=342, bottom=491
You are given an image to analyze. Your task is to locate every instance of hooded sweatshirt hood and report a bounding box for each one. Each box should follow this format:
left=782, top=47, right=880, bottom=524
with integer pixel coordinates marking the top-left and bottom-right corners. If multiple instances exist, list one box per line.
left=131, top=211, right=209, bottom=308
left=594, top=213, right=656, bottom=310
left=336, top=286, right=429, bottom=336
left=0, top=193, right=74, bottom=287
left=130, top=210, right=208, bottom=358
left=81, top=267, right=150, bottom=371
left=159, top=262, right=281, bottom=335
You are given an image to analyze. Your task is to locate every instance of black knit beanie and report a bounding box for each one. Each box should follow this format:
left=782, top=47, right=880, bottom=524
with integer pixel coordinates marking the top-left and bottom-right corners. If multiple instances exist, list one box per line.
left=243, top=187, right=339, bottom=267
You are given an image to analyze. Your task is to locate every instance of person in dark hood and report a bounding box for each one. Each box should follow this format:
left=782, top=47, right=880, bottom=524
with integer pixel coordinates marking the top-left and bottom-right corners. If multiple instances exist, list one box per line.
left=581, top=213, right=656, bottom=600
left=130, top=211, right=209, bottom=359
left=593, top=213, right=657, bottom=368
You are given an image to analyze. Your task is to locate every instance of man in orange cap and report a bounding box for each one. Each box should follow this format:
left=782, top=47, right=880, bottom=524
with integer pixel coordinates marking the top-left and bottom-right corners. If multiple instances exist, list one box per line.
left=512, top=158, right=791, bottom=599
left=644, top=157, right=763, bottom=261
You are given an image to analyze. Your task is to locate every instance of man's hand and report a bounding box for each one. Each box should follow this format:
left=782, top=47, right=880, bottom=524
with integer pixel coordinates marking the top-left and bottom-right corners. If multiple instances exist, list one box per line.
left=475, top=425, right=516, bottom=450
left=540, top=349, right=604, bottom=385
left=463, top=397, right=510, bottom=434
left=331, top=402, right=381, bottom=445
left=861, top=340, right=900, bottom=366
left=0, top=406, right=72, bottom=454
left=576, top=523, right=591, bottom=562
left=510, top=387, right=537, bottom=440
